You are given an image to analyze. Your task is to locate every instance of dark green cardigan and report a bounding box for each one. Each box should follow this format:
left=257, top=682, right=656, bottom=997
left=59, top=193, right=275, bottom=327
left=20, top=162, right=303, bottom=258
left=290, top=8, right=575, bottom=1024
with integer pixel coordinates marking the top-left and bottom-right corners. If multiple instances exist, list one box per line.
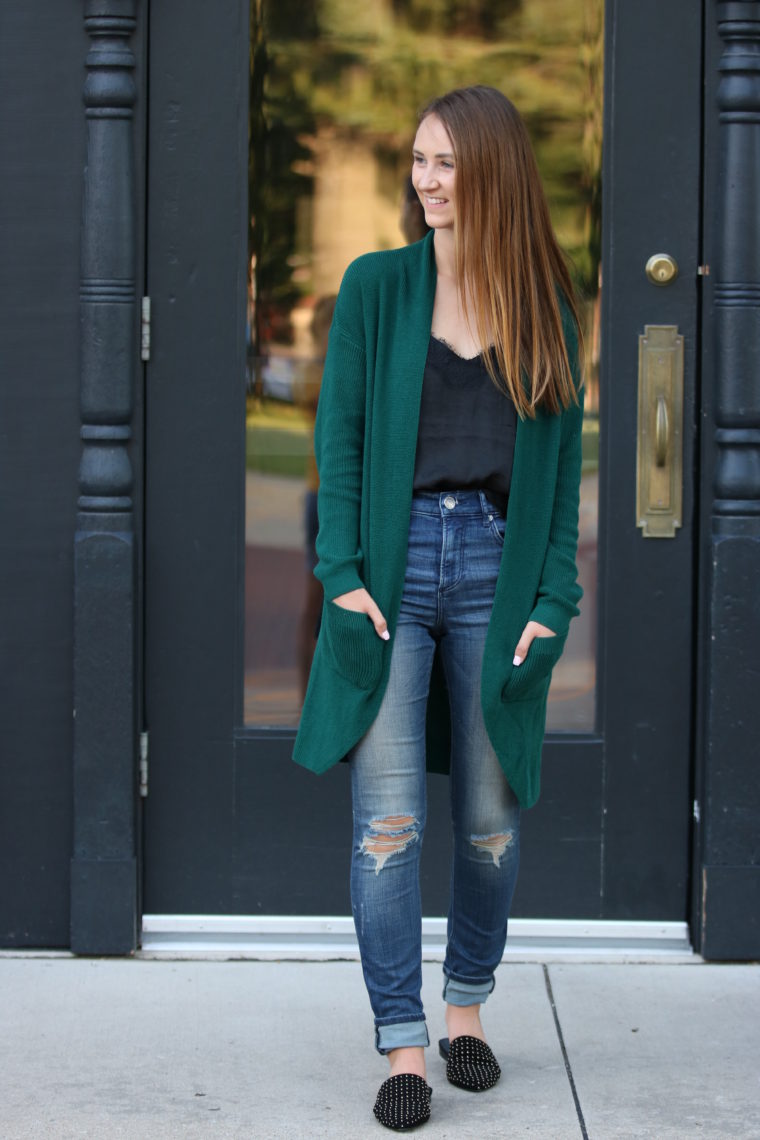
left=293, top=231, right=583, bottom=808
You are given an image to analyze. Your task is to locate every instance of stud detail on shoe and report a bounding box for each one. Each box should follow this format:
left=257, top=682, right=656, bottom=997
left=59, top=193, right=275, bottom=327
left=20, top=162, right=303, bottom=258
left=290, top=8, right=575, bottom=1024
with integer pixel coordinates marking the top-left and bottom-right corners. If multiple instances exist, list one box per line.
left=439, top=1034, right=501, bottom=1092
left=373, top=1072, right=433, bottom=1130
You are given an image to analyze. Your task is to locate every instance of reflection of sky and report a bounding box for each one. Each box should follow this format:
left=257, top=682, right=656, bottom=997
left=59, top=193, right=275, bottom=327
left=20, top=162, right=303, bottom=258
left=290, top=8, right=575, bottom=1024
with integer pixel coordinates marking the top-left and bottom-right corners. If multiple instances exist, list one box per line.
left=261, top=355, right=297, bottom=402
left=248, top=352, right=315, bottom=402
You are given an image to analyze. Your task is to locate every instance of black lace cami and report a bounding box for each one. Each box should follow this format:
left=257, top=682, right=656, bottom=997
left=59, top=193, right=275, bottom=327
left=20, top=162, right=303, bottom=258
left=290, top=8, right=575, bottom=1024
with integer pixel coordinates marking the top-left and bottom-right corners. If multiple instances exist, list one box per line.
left=412, top=334, right=518, bottom=515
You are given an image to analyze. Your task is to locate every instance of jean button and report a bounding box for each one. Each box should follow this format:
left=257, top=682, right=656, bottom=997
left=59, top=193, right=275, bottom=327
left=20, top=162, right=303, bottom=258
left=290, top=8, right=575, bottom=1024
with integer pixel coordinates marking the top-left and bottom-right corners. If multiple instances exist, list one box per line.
left=443, top=495, right=456, bottom=509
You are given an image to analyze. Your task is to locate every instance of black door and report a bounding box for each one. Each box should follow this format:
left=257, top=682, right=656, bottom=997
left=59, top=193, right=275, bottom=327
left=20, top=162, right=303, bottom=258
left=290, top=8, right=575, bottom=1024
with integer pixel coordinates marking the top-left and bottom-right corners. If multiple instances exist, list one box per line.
left=143, top=0, right=702, bottom=935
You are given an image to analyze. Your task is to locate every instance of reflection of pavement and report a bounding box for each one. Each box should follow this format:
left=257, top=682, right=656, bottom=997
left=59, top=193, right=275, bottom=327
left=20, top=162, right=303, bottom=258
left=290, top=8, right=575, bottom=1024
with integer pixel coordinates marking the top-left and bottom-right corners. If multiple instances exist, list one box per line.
left=245, top=470, right=600, bottom=732
left=244, top=473, right=309, bottom=724
left=246, top=471, right=304, bottom=550
left=546, top=470, right=598, bottom=731
left=244, top=668, right=300, bottom=726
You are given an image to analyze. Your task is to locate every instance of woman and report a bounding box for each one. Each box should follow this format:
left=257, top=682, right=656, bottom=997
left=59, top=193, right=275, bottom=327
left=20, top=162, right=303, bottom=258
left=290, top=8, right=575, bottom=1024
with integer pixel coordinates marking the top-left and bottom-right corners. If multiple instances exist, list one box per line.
left=294, top=85, right=584, bottom=1131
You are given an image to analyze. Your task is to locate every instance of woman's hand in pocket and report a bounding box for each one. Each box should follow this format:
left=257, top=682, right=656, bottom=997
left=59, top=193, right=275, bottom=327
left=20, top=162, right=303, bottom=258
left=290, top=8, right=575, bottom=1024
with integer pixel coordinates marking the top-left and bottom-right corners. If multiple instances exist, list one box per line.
left=513, top=620, right=556, bottom=666
left=331, top=588, right=390, bottom=640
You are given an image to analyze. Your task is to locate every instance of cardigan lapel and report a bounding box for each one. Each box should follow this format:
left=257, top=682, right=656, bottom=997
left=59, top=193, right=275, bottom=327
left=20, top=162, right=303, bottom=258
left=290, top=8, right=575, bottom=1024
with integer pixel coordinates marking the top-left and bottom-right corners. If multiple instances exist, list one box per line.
left=396, top=231, right=437, bottom=485
left=373, top=233, right=436, bottom=509
left=366, top=234, right=436, bottom=608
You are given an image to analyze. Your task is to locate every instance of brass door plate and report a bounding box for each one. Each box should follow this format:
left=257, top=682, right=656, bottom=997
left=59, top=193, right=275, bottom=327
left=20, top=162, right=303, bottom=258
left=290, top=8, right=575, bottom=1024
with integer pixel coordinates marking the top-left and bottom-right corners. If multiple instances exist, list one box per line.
left=636, top=325, right=684, bottom=537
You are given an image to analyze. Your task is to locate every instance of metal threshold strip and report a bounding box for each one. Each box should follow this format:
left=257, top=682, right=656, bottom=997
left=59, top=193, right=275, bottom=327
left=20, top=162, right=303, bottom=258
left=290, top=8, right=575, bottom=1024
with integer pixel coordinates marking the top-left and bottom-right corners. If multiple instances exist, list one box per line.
left=140, top=916, right=694, bottom=961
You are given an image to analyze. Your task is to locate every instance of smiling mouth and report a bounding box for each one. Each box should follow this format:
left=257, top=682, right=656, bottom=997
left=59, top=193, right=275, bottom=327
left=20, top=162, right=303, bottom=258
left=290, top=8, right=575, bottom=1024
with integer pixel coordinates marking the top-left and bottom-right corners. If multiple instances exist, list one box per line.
left=425, top=197, right=447, bottom=205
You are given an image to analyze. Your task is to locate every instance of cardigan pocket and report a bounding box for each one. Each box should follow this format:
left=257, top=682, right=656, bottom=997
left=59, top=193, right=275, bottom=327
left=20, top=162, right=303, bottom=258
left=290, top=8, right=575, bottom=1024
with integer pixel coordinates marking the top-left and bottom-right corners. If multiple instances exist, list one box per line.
left=501, top=632, right=567, bottom=704
left=323, top=602, right=385, bottom=690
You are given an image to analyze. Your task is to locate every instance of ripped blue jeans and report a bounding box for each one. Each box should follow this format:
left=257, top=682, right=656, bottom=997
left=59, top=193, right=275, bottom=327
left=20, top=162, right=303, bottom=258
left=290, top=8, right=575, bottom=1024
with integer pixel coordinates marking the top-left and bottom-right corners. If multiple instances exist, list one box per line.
left=349, top=491, right=521, bottom=1054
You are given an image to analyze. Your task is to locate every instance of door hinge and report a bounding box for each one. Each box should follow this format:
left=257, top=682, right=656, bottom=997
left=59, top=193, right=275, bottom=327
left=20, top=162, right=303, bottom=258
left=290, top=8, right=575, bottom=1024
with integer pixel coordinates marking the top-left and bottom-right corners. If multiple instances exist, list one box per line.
left=139, top=730, right=149, bottom=798
left=140, top=296, right=151, bottom=362
left=693, top=799, right=701, bottom=824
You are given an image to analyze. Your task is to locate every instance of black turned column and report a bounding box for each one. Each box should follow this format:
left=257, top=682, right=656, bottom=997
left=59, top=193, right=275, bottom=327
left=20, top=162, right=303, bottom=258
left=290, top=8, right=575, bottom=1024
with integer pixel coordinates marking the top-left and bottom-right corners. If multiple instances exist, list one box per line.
left=71, top=0, right=138, bottom=953
left=699, top=2, right=760, bottom=958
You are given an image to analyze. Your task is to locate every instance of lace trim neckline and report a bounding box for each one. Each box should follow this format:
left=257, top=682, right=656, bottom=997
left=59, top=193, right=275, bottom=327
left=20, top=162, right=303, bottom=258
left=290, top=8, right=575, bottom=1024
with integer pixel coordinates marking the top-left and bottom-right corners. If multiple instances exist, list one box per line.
left=430, top=334, right=494, bottom=361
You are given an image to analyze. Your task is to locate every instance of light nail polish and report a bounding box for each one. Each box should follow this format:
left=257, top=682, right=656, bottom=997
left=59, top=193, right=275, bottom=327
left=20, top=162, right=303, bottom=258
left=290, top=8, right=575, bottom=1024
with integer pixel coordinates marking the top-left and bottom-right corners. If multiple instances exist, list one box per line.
left=513, top=655, right=523, bottom=666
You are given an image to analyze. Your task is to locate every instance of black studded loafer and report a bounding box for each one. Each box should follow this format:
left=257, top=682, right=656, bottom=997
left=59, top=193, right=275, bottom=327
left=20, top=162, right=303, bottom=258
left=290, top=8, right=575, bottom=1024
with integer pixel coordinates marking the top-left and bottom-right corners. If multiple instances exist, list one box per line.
left=373, top=1072, right=433, bottom=1130
left=438, top=1035, right=501, bottom=1092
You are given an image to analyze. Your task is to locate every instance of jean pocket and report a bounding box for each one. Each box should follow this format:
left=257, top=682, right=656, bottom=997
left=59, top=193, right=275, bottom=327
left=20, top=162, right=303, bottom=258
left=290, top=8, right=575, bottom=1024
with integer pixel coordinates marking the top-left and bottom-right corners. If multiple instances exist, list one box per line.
left=323, top=602, right=386, bottom=690
left=501, top=633, right=566, bottom=703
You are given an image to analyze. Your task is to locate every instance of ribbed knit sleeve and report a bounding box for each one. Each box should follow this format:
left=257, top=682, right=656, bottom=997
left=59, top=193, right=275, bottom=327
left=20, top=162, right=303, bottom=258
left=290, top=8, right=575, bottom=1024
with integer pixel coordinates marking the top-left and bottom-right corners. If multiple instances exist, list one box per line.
left=312, top=267, right=368, bottom=601
left=529, top=312, right=585, bottom=635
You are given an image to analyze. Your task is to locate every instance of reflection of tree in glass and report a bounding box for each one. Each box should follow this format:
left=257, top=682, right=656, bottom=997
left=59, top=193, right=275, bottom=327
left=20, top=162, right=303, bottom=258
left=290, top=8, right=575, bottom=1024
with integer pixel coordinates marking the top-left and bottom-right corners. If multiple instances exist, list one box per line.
left=389, top=0, right=520, bottom=37
left=249, top=0, right=317, bottom=396
left=249, top=0, right=604, bottom=358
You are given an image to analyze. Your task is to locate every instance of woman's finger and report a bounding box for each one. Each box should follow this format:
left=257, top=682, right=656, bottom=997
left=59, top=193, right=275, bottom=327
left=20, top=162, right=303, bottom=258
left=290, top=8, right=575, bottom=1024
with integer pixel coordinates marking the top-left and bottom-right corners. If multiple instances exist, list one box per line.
left=513, top=620, right=556, bottom=665
left=513, top=628, right=533, bottom=666
left=332, top=589, right=390, bottom=640
left=365, top=598, right=390, bottom=640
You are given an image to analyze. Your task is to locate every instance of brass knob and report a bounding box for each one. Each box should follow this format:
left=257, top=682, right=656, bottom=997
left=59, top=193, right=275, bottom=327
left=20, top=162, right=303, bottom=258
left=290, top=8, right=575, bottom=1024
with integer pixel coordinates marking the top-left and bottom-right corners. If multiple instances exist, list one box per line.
left=646, top=253, right=679, bottom=286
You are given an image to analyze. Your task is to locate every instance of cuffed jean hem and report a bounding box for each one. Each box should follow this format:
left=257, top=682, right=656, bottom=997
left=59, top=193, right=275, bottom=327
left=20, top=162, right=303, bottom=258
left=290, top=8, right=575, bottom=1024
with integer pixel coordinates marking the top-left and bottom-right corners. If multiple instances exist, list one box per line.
left=442, top=974, right=496, bottom=1007
left=375, top=1020, right=430, bottom=1054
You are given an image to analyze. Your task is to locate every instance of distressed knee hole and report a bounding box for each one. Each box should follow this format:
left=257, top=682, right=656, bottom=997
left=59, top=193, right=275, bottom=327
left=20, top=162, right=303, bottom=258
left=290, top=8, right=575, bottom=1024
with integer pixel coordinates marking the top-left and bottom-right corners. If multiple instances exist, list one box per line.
left=362, top=815, right=419, bottom=873
left=470, top=831, right=514, bottom=867
left=370, top=814, right=416, bottom=833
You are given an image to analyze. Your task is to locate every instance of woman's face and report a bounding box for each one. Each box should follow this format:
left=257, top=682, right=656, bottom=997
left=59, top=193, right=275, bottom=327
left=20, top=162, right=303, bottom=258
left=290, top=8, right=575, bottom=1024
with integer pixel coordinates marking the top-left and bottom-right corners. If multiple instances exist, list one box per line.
left=412, top=114, right=456, bottom=232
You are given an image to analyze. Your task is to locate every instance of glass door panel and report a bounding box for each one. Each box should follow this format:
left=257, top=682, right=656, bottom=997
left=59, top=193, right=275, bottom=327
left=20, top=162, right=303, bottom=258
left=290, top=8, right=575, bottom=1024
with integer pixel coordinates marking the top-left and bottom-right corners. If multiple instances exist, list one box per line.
left=244, top=0, right=603, bottom=731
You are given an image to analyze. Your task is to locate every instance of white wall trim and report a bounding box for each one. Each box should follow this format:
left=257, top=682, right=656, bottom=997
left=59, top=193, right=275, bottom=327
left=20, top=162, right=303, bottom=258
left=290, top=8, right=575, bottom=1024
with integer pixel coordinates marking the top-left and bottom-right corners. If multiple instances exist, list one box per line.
left=140, top=915, right=694, bottom=962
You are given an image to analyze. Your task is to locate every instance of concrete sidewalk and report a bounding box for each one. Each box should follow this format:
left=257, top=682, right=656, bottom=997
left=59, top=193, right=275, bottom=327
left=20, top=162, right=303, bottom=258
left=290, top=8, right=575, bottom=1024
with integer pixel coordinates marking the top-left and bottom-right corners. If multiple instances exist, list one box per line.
left=3, top=956, right=759, bottom=1139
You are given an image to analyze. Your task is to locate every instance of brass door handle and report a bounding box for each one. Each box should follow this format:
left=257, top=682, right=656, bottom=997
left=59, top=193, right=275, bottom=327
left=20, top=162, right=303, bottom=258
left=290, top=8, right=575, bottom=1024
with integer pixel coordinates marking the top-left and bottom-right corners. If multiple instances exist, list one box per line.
left=655, top=395, right=669, bottom=467
left=637, top=326, right=684, bottom=537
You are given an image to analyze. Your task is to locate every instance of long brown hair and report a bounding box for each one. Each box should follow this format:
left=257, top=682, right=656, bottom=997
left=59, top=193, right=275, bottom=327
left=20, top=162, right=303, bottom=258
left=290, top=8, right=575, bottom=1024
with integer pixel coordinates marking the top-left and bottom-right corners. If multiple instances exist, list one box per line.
left=420, top=86, right=582, bottom=417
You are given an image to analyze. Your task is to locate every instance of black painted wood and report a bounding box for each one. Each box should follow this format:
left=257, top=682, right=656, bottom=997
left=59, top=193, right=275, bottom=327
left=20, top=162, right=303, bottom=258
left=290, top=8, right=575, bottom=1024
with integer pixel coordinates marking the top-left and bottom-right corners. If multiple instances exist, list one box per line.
left=143, top=0, right=700, bottom=929
left=701, top=866, right=760, bottom=959
left=696, top=1, right=760, bottom=960
left=0, top=4, right=85, bottom=948
left=597, top=0, right=701, bottom=921
left=71, top=0, right=142, bottom=954
left=142, top=733, right=603, bottom=919
left=142, top=0, right=250, bottom=913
